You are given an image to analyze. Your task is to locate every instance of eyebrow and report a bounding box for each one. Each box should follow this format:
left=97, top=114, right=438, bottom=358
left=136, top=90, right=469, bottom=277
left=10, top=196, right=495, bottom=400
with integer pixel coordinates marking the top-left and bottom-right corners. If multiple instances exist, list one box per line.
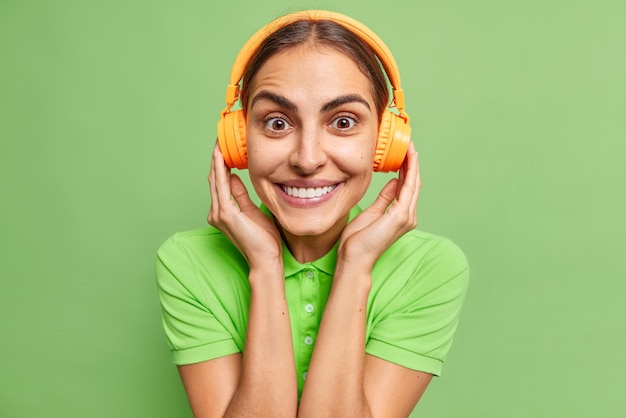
left=250, top=91, right=298, bottom=112
left=250, top=91, right=371, bottom=114
left=320, top=94, right=371, bottom=113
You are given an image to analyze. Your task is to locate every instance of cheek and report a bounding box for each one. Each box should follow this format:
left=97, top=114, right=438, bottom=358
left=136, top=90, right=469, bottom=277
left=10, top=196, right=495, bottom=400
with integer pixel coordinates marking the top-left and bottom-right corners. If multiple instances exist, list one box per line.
left=335, top=137, right=377, bottom=173
left=246, top=137, right=282, bottom=174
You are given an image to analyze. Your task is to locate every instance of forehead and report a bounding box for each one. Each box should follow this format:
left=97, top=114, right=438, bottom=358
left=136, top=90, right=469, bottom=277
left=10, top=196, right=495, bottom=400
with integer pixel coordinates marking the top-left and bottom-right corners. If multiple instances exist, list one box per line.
left=247, top=44, right=375, bottom=106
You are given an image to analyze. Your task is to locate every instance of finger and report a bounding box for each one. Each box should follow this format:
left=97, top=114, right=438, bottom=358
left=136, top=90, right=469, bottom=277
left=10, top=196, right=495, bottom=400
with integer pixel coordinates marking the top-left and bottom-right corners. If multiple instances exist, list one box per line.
left=212, top=143, right=234, bottom=208
left=397, top=150, right=407, bottom=197
left=208, top=145, right=220, bottom=223
left=395, top=142, right=419, bottom=206
left=209, top=139, right=221, bottom=186
left=405, top=143, right=421, bottom=214
left=230, top=174, right=256, bottom=212
left=409, top=148, right=421, bottom=216
left=386, top=144, right=419, bottom=228
left=368, top=178, right=399, bottom=214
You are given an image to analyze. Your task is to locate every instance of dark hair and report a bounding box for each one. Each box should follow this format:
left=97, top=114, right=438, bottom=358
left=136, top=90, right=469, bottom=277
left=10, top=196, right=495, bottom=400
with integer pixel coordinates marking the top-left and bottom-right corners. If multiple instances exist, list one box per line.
left=240, top=19, right=390, bottom=120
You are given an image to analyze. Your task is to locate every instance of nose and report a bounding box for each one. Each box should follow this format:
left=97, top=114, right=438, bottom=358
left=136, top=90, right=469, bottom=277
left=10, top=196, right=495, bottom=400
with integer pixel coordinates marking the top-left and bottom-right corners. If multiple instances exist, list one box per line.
left=288, top=125, right=327, bottom=174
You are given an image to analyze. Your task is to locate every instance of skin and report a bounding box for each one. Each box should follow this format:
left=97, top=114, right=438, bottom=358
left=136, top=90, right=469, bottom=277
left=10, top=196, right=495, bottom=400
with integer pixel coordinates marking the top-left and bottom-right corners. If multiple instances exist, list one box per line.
left=180, top=43, right=429, bottom=417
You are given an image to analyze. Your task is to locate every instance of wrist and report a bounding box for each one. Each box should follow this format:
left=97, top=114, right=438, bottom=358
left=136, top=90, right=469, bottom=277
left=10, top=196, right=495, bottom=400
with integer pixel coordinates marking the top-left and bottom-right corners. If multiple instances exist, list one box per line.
left=248, top=262, right=285, bottom=288
left=332, top=263, right=373, bottom=294
left=336, top=245, right=377, bottom=277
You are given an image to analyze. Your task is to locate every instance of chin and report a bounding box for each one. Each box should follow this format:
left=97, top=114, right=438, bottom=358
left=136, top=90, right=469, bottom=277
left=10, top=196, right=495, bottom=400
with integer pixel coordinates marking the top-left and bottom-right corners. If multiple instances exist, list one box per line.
left=275, top=211, right=346, bottom=239
left=280, top=217, right=336, bottom=236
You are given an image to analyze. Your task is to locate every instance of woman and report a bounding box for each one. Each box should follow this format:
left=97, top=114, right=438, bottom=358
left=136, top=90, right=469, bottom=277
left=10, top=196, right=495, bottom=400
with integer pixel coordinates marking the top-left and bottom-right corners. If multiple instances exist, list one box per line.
left=156, top=10, right=469, bottom=417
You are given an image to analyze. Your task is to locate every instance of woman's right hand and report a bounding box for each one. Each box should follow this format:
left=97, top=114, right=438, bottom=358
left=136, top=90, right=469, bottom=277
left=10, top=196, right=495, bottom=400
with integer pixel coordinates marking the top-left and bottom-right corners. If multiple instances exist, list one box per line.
left=207, top=142, right=283, bottom=270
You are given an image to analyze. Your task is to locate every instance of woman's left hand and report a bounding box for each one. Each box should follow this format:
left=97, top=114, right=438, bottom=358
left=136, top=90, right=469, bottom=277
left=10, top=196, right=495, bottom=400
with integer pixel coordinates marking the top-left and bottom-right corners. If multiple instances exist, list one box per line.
left=337, top=141, right=421, bottom=274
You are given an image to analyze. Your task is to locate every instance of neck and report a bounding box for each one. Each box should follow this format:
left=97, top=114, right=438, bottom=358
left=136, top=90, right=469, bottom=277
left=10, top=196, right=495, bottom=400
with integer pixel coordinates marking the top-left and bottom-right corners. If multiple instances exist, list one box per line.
left=277, top=214, right=348, bottom=263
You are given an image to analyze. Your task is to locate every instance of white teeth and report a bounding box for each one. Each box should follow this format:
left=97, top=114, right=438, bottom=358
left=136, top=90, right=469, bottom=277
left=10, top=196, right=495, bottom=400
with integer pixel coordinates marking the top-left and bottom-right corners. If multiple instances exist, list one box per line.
left=283, top=185, right=336, bottom=198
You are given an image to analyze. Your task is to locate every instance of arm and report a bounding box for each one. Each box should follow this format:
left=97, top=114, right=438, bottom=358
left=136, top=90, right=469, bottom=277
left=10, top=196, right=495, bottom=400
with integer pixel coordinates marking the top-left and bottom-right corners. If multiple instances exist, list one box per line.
left=299, top=143, right=428, bottom=417
left=178, top=266, right=296, bottom=417
left=177, top=146, right=298, bottom=417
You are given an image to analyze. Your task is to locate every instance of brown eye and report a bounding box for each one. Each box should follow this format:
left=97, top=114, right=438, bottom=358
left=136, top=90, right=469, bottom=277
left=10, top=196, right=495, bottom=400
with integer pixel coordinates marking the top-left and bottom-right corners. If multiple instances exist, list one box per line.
left=266, top=117, right=291, bottom=131
left=331, top=116, right=357, bottom=131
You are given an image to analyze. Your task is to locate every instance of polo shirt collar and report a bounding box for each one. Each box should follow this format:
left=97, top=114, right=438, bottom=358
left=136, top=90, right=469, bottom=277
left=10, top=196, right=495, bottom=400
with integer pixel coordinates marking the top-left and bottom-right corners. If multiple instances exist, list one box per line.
left=259, top=204, right=363, bottom=277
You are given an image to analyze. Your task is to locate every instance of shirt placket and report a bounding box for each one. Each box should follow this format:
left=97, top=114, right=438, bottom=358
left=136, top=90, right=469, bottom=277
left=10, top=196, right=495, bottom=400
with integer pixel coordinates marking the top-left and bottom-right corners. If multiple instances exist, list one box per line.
left=297, top=267, right=319, bottom=389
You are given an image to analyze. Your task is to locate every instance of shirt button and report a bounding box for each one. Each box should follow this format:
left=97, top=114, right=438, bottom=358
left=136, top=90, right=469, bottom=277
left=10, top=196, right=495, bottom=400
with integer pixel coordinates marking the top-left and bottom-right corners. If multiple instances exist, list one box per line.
left=304, top=335, right=314, bottom=345
left=304, top=303, right=314, bottom=313
left=302, top=371, right=308, bottom=380
left=305, top=270, right=314, bottom=279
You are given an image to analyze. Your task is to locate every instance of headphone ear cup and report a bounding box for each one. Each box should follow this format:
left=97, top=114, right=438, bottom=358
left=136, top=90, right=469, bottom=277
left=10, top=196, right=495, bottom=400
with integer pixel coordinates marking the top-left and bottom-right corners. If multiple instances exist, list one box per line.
left=374, top=111, right=412, bottom=172
left=217, top=110, right=248, bottom=169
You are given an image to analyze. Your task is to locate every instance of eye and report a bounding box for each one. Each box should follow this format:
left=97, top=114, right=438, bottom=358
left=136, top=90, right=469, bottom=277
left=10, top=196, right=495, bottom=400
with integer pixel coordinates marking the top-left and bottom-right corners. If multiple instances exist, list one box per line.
left=264, top=116, right=292, bottom=132
left=331, top=115, right=357, bottom=131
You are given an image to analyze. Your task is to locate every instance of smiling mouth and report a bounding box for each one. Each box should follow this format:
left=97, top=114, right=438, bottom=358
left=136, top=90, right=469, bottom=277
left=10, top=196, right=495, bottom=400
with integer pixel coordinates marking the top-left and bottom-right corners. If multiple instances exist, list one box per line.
left=281, top=185, right=338, bottom=198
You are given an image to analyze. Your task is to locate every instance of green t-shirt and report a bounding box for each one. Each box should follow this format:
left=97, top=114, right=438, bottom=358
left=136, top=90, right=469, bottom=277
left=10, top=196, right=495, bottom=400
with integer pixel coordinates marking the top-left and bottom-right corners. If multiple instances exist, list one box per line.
left=156, top=206, right=469, bottom=396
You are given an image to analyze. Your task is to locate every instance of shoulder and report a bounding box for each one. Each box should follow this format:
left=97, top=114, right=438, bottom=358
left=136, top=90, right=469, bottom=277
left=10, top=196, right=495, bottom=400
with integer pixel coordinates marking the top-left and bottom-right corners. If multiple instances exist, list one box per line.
left=372, top=229, right=469, bottom=303
left=158, top=226, right=232, bottom=256
left=156, top=226, right=249, bottom=290
left=379, top=229, right=468, bottom=276
left=158, top=226, right=243, bottom=265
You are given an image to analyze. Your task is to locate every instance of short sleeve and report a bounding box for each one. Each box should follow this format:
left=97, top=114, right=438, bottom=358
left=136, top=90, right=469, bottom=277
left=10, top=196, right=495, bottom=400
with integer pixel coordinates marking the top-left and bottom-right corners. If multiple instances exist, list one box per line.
left=156, top=234, right=240, bottom=365
left=366, top=236, right=469, bottom=376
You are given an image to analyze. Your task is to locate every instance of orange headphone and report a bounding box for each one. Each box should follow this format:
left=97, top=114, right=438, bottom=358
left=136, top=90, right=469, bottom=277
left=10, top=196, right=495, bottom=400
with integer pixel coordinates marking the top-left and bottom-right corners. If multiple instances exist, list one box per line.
left=217, top=10, right=411, bottom=172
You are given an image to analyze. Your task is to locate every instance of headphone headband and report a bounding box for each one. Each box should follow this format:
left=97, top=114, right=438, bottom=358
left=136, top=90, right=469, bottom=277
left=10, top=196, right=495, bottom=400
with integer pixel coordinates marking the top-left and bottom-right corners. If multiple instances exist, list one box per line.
left=224, top=10, right=408, bottom=121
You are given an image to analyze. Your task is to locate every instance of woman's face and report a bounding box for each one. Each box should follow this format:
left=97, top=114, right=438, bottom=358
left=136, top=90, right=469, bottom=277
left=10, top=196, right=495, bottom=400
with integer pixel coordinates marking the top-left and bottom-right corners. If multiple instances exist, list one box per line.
left=245, top=44, right=379, bottom=249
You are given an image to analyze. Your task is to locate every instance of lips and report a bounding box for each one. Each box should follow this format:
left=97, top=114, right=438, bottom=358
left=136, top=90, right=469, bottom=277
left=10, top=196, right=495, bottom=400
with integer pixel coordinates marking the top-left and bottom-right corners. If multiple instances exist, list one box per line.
left=281, top=184, right=337, bottom=198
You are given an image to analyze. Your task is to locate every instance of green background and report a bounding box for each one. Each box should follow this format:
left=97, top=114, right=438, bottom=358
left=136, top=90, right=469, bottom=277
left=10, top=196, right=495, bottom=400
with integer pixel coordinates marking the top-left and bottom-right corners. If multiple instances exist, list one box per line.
left=1, top=0, right=625, bottom=416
